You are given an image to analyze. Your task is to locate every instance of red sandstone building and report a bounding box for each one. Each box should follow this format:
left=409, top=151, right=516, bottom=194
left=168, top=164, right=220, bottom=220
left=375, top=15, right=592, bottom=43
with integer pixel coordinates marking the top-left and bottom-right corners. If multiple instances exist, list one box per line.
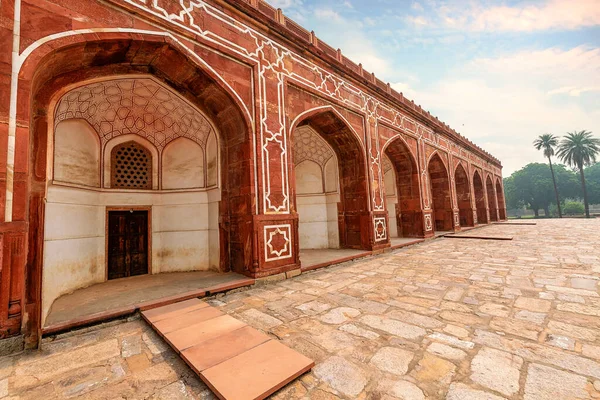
left=0, top=0, right=506, bottom=350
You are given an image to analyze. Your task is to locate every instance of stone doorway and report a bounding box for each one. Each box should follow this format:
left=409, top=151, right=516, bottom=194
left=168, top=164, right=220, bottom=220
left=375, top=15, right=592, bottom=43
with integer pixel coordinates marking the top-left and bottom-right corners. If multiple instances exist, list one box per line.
left=107, top=210, right=149, bottom=280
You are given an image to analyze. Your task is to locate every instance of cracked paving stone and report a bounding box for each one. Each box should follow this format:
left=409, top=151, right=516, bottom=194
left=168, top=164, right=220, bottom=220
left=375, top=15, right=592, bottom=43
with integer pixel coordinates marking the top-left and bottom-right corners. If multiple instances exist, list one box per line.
left=319, top=307, right=360, bottom=324
left=524, top=363, right=589, bottom=400
left=313, top=356, right=367, bottom=397
left=370, top=347, right=414, bottom=375
left=471, top=347, right=523, bottom=397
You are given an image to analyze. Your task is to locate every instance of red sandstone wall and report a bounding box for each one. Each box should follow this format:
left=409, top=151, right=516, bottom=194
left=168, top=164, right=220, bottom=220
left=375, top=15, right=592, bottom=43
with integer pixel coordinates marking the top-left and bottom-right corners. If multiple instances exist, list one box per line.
left=0, top=0, right=506, bottom=344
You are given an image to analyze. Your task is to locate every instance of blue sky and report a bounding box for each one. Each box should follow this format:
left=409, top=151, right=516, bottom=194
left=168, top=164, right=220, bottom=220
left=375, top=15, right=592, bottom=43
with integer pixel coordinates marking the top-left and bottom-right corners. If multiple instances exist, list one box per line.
left=265, top=0, right=600, bottom=175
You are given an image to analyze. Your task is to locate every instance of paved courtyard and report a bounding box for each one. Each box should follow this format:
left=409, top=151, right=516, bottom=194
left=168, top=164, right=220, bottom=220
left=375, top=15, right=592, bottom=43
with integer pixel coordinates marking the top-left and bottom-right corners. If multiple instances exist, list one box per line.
left=2, top=219, right=600, bottom=399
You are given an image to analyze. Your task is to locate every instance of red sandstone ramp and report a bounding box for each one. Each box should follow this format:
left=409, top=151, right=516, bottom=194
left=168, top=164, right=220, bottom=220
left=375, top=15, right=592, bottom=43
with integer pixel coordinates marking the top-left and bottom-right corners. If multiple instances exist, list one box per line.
left=142, top=298, right=314, bottom=400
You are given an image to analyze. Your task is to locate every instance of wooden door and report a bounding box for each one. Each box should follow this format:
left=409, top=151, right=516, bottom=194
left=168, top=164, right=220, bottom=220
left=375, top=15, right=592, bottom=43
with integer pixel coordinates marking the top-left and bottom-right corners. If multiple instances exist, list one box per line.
left=108, top=211, right=149, bottom=280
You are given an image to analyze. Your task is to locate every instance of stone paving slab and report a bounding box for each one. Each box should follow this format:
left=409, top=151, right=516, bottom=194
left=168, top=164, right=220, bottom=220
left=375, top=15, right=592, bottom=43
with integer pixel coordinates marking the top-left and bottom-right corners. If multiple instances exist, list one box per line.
left=1, top=219, right=600, bottom=399
left=142, top=302, right=314, bottom=400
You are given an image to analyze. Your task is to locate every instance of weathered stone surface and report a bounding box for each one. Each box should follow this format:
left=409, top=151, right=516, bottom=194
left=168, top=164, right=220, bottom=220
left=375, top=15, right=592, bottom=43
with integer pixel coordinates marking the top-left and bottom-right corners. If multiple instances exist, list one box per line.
left=546, top=285, right=599, bottom=297
left=514, top=310, right=546, bottom=324
left=474, top=329, right=600, bottom=379
left=121, top=335, right=142, bottom=358
left=295, top=301, right=332, bottom=315
left=15, top=339, right=120, bottom=382
left=413, top=353, right=456, bottom=396
left=370, top=347, right=414, bottom=375
left=545, top=334, right=575, bottom=351
left=479, top=303, right=510, bottom=317
left=428, top=332, right=475, bottom=349
left=0, top=378, right=7, bottom=398
left=439, top=311, right=486, bottom=326
left=547, top=320, right=597, bottom=341
left=391, top=380, right=425, bottom=400
left=471, top=347, right=523, bottom=396
left=148, top=380, right=193, bottom=400
left=361, top=315, right=426, bottom=340
left=240, top=308, right=283, bottom=330
left=443, top=325, right=470, bottom=339
left=583, top=344, right=600, bottom=360
left=142, top=331, right=169, bottom=355
left=446, top=383, right=508, bottom=400
left=489, top=317, right=541, bottom=340
left=338, top=323, right=380, bottom=339
left=514, top=297, right=552, bottom=312
left=320, top=307, right=360, bottom=324
left=426, top=342, right=467, bottom=361
left=2, top=221, right=600, bottom=399
left=313, top=356, right=367, bottom=397
left=524, top=363, right=589, bottom=400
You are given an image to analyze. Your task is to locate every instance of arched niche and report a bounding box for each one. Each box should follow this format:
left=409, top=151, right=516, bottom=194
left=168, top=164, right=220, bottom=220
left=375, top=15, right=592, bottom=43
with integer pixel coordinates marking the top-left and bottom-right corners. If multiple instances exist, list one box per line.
left=26, top=37, right=254, bottom=345
left=162, top=138, right=205, bottom=190
left=104, top=134, right=159, bottom=190
left=473, top=170, right=488, bottom=224
left=455, top=163, right=474, bottom=227
left=428, top=153, right=454, bottom=232
left=384, top=136, right=423, bottom=238
left=292, top=126, right=340, bottom=250
left=54, top=119, right=100, bottom=187
left=486, top=175, right=499, bottom=222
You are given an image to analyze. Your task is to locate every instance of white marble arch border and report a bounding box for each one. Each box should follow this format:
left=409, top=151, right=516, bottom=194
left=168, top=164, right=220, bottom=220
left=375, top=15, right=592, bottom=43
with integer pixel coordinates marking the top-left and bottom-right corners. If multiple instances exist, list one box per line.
left=7, top=26, right=256, bottom=221
left=288, top=105, right=371, bottom=213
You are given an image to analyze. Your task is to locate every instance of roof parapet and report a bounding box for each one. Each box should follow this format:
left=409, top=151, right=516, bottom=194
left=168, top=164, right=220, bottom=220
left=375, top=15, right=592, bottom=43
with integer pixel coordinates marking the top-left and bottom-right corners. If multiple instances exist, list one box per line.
left=237, top=0, right=501, bottom=165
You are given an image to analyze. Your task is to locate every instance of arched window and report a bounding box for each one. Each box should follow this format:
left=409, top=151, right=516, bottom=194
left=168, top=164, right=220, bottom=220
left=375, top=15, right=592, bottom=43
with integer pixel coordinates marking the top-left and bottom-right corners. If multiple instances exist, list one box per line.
left=111, top=141, right=152, bottom=189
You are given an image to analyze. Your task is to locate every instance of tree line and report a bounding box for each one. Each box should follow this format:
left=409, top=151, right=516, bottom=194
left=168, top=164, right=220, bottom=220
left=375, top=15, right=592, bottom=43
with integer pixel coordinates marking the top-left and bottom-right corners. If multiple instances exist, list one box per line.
left=503, top=131, right=600, bottom=218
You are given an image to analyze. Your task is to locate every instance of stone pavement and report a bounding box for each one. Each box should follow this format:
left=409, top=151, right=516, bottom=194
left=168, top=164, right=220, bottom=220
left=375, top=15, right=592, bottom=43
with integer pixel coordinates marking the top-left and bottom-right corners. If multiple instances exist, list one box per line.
left=1, top=219, right=600, bottom=399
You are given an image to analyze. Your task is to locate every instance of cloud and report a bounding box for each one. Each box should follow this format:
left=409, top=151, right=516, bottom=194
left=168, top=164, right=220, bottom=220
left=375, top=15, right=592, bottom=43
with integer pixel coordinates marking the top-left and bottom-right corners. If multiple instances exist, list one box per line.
left=413, top=0, right=600, bottom=32
left=469, top=0, right=600, bottom=32
left=393, top=46, right=600, bottom=175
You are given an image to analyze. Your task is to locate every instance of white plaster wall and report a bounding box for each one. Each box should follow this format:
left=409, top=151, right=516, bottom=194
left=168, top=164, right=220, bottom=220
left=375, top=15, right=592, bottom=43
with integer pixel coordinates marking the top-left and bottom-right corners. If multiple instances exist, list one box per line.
left=384, top=168, right=399, bottom=238
left=296, top=161, right=323, bottom=194
left=42, top=184, right=220, bottom=326
left=162, top=138, right=205, bottom=189
left=206, top=133, right=218, bottom=188
left=54, top=120, right=100, bottom=187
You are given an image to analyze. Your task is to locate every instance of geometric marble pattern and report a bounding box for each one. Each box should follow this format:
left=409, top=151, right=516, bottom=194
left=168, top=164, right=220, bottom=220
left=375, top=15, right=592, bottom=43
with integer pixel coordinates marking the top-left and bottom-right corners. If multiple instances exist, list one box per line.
left=55, top=77, right=214, bottom=150
left=292, top=126, right=335, bottom=168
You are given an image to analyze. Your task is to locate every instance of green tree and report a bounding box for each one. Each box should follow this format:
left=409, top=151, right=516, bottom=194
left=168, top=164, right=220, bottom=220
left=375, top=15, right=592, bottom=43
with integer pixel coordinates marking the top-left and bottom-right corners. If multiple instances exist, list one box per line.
left=533, top=134, right=562, bottom=218
left=584, top=163, right=600, bottom=205
left=557, top=131, right=600, bottom=218
left=563, top=201, right=585, bottom=216
left=505, top=163, right=580, bottom=217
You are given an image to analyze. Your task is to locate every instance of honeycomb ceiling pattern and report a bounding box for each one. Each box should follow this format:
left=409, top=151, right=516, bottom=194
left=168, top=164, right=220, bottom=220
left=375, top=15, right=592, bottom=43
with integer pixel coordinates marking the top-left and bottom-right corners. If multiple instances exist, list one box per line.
left=54, top=78, right=214, bottom=150
left=293, top=126, right=335, bottom=167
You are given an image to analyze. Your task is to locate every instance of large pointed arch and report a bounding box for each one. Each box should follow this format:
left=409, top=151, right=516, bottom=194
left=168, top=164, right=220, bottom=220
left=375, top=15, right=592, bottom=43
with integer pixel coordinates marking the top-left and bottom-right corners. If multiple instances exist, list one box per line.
left=486, top=175, right=499, bottom=222
left=382, top=135, right=424, bottom=237
left=24, top=35, right=255, bottom=345
left=455, top=163, right=474, bottom=227
left=428, top=153, right=454, bottom=232
left=290, top=107, right=370, bottom=250
left=473, top=170, right=488, bottom=224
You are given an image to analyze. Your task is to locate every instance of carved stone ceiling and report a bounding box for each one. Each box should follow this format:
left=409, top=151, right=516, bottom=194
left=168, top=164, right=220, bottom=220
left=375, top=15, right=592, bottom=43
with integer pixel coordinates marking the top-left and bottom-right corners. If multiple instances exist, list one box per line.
left=54, top=77, right=214, bottom=150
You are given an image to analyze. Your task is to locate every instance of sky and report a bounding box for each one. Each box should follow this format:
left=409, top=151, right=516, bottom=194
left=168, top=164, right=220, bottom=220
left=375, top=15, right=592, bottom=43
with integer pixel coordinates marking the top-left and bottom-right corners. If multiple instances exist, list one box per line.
left=265, top=0, right=600, bottom=175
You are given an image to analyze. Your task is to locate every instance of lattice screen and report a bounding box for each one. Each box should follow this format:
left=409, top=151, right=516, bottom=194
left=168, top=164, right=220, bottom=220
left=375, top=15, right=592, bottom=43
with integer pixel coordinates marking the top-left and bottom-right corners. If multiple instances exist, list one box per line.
left=111, top=142, right=152, bottom=189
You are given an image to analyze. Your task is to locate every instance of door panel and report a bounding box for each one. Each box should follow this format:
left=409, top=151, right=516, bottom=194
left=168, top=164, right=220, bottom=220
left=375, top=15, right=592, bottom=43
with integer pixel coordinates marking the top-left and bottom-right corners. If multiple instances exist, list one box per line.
left=108, top=211, right=149, bottom=280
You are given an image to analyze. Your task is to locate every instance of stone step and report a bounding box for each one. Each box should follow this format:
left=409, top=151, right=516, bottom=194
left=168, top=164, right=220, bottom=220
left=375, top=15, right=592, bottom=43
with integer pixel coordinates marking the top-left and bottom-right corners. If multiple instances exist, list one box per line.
left=142, top=298, right=314, bottom=400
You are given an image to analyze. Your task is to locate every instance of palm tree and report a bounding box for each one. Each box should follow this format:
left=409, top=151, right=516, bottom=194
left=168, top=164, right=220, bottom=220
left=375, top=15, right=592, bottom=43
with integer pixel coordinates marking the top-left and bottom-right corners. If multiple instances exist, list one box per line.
left=557, top=130, right=600, bottom=218
left=534, top=134, right=562, bottom=218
